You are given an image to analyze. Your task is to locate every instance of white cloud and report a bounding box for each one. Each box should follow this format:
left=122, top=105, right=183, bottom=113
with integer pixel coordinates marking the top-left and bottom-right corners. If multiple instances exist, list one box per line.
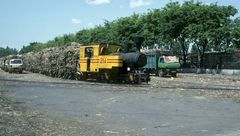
left=71, top=18, right=81, bottom=24
left=129, top=0, right=151, bottom=8
left=86, top=0, right=110, bottom=5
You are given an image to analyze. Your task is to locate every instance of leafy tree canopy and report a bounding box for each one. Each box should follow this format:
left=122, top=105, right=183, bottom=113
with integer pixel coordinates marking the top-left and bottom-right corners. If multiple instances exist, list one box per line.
left=18, top=0, right=239, bottom=68
left=0, top=46, right=18, bottom=58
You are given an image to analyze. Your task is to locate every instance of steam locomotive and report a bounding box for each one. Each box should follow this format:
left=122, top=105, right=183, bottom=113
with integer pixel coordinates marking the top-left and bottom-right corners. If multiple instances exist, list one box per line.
left=78, top=36, right=150, bottom=83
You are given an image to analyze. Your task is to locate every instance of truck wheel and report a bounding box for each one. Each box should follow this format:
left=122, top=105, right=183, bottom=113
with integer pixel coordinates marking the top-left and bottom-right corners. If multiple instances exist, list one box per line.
left=158, top=70, right=164, bottom=77
left=172, top=73, right=177, bottom=77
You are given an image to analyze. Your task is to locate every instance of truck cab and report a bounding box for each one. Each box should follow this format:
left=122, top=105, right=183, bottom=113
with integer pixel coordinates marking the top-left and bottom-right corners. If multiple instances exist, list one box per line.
left=158, top=55, right=181, bottom=77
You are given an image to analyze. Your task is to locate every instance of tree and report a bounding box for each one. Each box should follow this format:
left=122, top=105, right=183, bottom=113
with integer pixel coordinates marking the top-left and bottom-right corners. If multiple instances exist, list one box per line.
left=19, top=42, right=44, bottom=54
left=115, top=14, right=143, bottom=46
left=186, top=3, right=237, bottom=67
left=0, top=46, right=18, bottom=57
left=159, top=1, right=193, bottom=67
left=76, top=29, right=92, bottom=44
left=231, top=17, right=240, bottom=49
left=159, top=1, right=237, bottom=68
left=18, top=0, right=240, bottom=63
left=142, top=9, right=164, bottom=47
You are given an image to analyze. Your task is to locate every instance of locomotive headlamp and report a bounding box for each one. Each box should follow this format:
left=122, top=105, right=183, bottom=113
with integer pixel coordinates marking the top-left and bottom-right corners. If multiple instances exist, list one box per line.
left=127, top=67, right=131, bottom=71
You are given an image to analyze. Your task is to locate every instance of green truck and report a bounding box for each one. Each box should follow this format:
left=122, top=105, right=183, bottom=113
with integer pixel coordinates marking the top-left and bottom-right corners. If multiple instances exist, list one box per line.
left=143, top=50, right=181, bottom=77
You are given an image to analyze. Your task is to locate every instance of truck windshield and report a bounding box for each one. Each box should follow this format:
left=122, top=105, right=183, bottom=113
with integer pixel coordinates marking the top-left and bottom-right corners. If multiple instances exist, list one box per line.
left=163, top=56, right=178, bottom=63
left=10, top=59, right=22, bottom=64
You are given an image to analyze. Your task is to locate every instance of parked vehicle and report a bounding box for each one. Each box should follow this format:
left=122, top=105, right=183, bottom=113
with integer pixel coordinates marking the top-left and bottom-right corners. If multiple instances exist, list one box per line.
left=1, top=55, right=24, bottom=73
left=6, top=58, right=24, bottom=73
left=143, top=50, right=181, bottom=77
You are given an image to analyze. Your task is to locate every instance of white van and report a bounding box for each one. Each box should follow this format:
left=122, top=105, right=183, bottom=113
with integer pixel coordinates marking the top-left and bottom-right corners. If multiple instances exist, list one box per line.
left=7, top=59, right=24, bottom=73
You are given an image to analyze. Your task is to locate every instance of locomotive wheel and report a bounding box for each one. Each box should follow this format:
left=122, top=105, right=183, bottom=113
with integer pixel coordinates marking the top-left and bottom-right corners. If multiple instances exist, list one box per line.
left=104, top=72, right=110, bottom=80
left=99, top=74, right=107, bottom=82
left=98, top=71, right=110, bottom=82
left=134, top=77, right=141, bottom=84
left=80, top=73, right=87, bottom=80
left=128, top=74, right=134, bottom=83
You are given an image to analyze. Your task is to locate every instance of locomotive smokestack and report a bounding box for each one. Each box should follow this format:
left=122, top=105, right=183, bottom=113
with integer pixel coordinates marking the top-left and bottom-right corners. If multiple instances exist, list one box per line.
left=133, top=35, right=144, bottom=52
left=123, top=40, right=131, bottom=53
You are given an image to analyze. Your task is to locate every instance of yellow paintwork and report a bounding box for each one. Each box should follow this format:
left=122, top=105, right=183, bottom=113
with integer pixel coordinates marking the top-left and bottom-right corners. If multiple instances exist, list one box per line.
left=79, top=44, right=123, bottom=73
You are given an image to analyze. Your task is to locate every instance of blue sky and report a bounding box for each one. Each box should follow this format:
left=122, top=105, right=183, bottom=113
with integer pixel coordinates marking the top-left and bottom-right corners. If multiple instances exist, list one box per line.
left=0, top=0, right=240, bottom=50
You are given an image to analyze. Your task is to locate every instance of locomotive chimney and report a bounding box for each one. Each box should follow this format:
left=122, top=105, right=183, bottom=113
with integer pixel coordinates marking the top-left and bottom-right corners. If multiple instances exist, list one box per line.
left=133, top=35, right=144, bottom=52
left=123, top=40, right=131, bottom=53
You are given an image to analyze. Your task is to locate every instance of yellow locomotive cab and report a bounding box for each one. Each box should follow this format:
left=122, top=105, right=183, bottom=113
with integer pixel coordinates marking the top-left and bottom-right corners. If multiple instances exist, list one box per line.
left=79, top=44, right=123, bottom=80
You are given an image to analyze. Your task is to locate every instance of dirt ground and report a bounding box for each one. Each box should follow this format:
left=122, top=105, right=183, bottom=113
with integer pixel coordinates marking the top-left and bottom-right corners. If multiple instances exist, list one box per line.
left=1, top=70, right=240, bottom=136
left=0, top=70, right=113, bottom=136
